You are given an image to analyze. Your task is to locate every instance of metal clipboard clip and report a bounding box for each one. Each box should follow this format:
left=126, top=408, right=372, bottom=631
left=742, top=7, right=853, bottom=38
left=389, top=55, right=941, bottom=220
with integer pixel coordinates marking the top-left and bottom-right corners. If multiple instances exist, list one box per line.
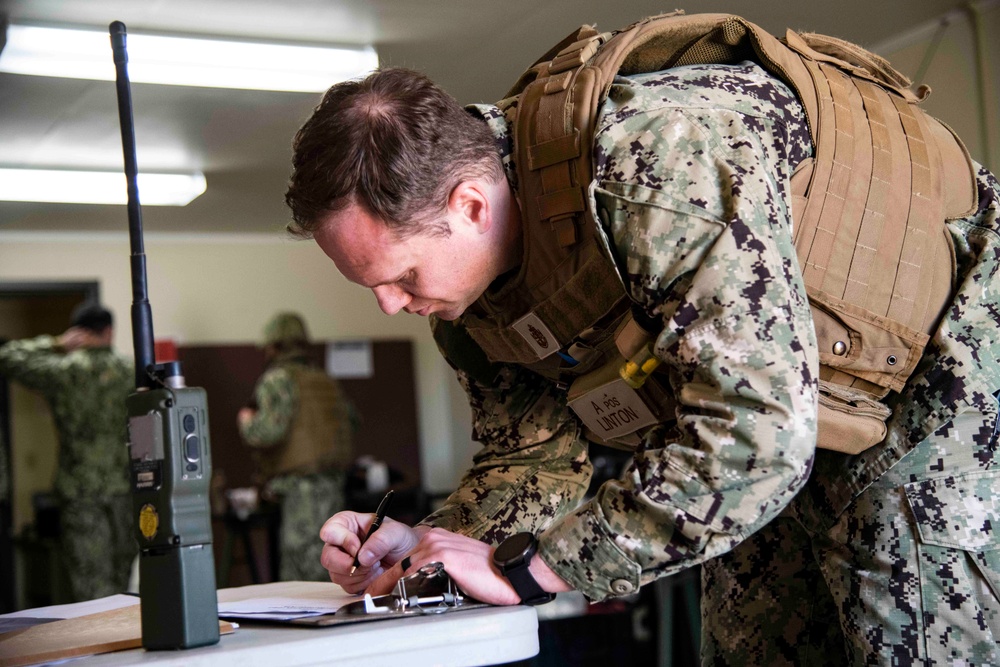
left=339, top=562, right=475, bottom=616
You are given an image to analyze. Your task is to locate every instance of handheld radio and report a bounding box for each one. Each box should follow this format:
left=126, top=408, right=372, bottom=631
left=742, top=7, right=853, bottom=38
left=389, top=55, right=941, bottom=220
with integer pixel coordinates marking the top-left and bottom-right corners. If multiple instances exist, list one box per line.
left=110, top=21, right=220, bottom=650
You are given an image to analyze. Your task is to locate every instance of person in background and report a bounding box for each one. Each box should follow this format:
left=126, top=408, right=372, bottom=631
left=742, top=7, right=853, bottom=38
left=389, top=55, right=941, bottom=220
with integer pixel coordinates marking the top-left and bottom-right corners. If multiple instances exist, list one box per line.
left=0, top=302, right=135, bottom=602
left=238, top=312, right=355, bottom=581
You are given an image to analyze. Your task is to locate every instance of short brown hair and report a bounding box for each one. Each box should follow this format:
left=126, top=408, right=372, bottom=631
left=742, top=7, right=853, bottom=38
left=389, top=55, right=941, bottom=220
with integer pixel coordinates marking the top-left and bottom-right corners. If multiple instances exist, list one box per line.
left=285, top=68, right=503, bottom=239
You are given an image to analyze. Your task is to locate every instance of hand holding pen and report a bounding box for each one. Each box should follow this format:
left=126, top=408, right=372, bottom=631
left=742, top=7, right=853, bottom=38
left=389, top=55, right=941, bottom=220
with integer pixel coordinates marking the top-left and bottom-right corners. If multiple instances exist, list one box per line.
left=350, top=489, right=394, bottom=575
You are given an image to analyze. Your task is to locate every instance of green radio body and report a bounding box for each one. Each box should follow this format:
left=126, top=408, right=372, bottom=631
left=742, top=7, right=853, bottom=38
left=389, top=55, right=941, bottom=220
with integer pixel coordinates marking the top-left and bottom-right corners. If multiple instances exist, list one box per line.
left=127, top=384, right=220, bottom=649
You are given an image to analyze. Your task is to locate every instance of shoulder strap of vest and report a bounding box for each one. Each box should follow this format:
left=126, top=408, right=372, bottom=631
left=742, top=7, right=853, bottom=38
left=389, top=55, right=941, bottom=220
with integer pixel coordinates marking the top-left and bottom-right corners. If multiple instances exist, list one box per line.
left=510, top=12, right=826, bottom=250
left=504, top=24, right=602, bottom=100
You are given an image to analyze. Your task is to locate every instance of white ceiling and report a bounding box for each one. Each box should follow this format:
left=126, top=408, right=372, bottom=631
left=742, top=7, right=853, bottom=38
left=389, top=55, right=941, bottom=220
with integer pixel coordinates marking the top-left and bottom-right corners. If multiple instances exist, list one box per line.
left=0, top=0, right=961, bottom=234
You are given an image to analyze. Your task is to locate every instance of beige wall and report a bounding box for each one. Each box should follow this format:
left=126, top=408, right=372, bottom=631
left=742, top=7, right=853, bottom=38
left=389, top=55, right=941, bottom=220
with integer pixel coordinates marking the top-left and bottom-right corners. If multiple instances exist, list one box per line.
left=0, top=231, right=478, bottom=495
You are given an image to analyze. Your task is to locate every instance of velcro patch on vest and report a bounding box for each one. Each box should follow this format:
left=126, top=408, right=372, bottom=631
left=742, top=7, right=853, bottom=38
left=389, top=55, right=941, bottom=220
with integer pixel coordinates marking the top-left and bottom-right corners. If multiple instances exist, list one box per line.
left=512, top=312, right=560, bottom=359
left=568, top=377, right=658, bottom=440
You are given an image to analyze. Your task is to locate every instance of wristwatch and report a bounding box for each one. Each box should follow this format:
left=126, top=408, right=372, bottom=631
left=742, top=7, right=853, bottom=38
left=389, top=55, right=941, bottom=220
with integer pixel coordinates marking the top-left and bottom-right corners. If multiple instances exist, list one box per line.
left=492, top=532, right=555, bottom=605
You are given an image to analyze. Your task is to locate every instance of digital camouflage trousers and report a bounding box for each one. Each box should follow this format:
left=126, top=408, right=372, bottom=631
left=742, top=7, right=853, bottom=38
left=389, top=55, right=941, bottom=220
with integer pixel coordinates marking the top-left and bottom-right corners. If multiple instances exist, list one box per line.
left=267, top=470, right=347, bottom=582
left=61, top=494, right=135, bottom=602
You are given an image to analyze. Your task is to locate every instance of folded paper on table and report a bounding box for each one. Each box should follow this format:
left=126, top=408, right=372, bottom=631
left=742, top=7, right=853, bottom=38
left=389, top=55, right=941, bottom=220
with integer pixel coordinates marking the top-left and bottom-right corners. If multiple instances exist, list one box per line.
left=217, top=596, right=352, bottom=620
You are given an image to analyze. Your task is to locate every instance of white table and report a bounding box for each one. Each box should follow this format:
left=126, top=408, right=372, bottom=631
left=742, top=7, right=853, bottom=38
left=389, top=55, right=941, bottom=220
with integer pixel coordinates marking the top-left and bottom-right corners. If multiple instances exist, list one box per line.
left=12, top=582, right=539, bottom=667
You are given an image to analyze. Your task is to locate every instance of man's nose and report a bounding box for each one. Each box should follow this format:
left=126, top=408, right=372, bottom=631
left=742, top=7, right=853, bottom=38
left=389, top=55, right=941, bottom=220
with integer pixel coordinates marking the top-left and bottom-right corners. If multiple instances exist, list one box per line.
left=372, top=285, right=411, bottom=315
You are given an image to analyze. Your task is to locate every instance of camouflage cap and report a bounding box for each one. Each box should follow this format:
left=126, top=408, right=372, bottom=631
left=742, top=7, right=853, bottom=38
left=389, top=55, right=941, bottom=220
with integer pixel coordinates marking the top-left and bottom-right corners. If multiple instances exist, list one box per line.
left=261, top=312, right=309, bottom=347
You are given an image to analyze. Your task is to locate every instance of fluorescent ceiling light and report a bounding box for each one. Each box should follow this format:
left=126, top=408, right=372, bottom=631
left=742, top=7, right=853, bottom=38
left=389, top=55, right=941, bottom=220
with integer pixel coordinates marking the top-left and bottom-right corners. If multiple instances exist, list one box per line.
left=0, top=169, right=207, bottom=206
left=0, top=24, right=378, bottom=92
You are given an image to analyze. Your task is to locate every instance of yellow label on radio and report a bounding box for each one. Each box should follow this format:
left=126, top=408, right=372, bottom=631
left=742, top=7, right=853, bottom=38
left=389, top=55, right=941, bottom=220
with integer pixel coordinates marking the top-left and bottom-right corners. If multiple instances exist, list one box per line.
left=139, top=503, right=159, bottom=540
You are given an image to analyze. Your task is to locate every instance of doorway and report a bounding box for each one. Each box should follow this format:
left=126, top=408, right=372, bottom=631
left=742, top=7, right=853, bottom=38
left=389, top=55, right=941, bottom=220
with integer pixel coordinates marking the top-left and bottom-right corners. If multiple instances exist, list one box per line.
left=0, top=281, right=99, bottom=611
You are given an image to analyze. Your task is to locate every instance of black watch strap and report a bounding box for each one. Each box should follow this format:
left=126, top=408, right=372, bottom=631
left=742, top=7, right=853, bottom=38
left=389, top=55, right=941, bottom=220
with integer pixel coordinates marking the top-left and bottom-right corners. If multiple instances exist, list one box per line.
left=505, top=563, right=555, bottom=606
left=494, top=533, right=555, bottom=606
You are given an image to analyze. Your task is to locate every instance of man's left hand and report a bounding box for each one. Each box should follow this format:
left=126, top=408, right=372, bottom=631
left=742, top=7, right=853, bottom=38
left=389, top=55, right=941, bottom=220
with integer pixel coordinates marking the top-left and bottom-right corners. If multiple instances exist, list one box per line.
left=366, top=528, right=522, bottom=606
left=365, top=528, right=521, bottom=605
left=58, top=327, right=98, bottom=351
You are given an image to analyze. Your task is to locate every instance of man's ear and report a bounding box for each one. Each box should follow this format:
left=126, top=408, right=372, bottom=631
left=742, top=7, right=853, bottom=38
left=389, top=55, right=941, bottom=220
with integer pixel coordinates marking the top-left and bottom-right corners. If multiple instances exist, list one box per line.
left=448, top=180, right=492, bottom=233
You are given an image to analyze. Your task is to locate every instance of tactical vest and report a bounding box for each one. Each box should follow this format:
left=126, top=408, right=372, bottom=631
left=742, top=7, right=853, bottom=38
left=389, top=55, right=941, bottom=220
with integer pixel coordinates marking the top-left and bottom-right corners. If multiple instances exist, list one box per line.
left=453, top=12, right=978, bottom=454
left=257, top=365, right=353, bottom=479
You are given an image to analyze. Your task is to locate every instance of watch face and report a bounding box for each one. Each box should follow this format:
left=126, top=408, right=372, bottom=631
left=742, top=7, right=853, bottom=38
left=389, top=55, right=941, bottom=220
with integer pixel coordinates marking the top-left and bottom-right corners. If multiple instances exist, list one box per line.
left=496, top=532, right=534, bottom=563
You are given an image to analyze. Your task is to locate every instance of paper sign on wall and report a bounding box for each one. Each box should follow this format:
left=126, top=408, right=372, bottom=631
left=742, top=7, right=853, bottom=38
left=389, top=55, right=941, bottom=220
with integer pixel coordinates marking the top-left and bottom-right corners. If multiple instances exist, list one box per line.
left=325, top=341, right=373, bottom=378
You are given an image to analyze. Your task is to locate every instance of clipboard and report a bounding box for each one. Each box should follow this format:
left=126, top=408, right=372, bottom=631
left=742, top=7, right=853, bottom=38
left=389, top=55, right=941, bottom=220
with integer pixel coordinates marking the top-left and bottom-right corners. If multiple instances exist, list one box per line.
left=224, top=562, right=490, bottom=628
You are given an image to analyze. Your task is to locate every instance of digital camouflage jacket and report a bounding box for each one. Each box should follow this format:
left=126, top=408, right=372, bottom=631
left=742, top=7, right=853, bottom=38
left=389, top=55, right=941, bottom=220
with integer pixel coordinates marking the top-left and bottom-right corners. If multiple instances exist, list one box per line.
left=425, top=62, right=1000, bottom=601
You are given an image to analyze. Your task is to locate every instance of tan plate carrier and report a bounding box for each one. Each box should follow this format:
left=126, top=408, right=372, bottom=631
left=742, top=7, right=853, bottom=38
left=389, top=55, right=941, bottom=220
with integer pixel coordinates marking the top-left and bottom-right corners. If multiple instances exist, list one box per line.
left=457, top=12, right=978, bottom=454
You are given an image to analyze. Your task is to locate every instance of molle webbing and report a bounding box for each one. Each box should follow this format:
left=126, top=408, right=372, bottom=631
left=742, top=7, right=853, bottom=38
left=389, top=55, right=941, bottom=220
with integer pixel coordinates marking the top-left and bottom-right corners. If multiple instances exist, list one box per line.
left=515, top=28, right=601, bottom=255
left=792, top=63, right=942, bottom=393
left=785, top=47, right=972, bottom=393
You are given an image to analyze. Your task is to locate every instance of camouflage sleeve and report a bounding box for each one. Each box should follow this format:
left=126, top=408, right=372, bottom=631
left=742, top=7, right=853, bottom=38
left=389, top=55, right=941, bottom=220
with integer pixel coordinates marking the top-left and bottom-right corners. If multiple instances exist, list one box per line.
left=0, top=335, right=69, bottom=395
left=422, top=321, right=592, bottom=544
left=239, top=366, right=297, bottom=447
left=536, top=69, right=820, bottom=600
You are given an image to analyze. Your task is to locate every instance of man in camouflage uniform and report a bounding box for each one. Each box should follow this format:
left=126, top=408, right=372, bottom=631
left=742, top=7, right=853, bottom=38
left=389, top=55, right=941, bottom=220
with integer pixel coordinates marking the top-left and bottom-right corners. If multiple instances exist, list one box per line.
left=238, top=312, right=355, bottom=581
left=284, top=18, right=999, bottom=666
left=0, top=303, right=135, bottom=602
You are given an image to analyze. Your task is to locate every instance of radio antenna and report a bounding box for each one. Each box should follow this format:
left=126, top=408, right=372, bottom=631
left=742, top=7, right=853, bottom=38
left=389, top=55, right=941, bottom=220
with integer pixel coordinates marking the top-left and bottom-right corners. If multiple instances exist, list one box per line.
left=110, top=20, right=156, bottom=390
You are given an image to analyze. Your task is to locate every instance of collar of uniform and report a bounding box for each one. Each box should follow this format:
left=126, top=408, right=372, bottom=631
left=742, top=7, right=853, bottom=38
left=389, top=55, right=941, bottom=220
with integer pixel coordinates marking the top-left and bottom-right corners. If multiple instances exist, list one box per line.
left=465, top=102, right=519, bottom=200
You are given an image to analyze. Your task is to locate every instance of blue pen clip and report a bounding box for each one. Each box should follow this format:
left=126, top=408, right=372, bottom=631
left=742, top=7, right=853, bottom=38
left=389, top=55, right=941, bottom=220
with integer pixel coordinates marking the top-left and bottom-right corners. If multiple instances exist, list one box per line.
left=557, top=351, right=578, bottom=366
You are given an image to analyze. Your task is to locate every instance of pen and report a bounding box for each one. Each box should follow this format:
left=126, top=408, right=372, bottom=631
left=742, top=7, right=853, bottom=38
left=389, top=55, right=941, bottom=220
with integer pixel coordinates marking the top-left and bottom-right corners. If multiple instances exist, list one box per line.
left=350, top=489, right=394, bottom=575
